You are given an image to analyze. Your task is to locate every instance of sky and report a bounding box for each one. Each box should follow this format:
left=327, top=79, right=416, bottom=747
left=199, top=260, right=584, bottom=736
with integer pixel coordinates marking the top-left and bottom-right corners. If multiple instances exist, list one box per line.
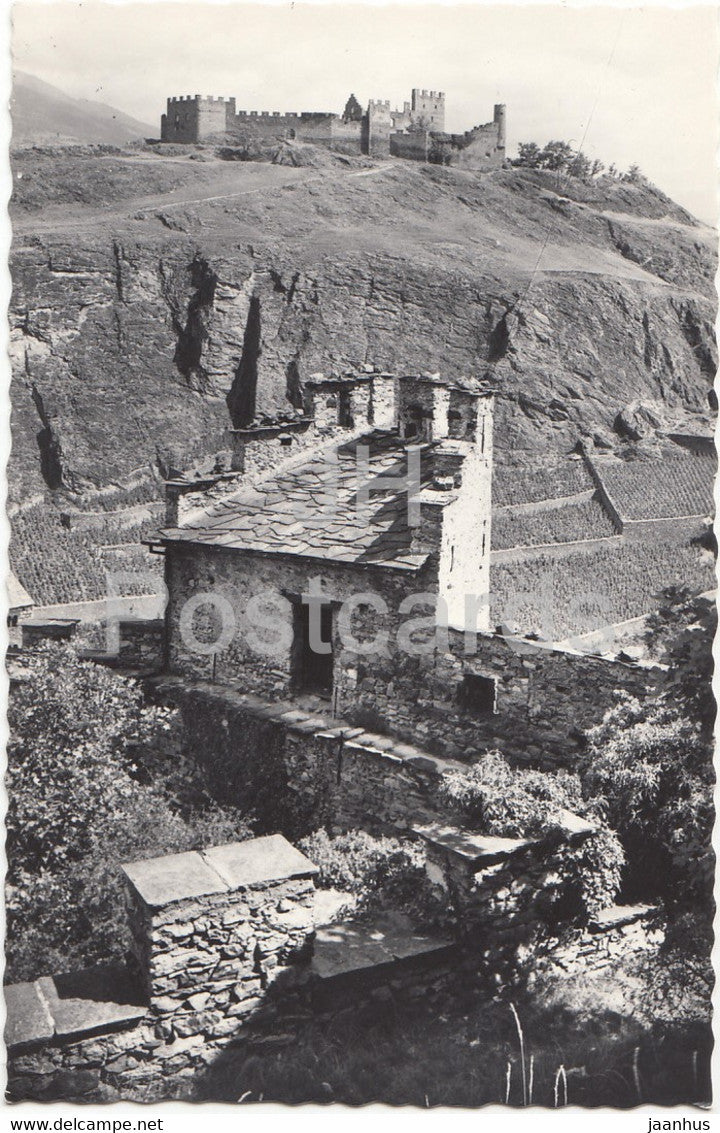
left=10, top=0, right=720, bottom=223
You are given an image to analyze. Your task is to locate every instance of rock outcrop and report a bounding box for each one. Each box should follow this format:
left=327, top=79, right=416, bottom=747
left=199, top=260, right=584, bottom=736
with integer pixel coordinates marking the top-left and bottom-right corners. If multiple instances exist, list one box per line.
left=9, top=148, right=716, bottom=502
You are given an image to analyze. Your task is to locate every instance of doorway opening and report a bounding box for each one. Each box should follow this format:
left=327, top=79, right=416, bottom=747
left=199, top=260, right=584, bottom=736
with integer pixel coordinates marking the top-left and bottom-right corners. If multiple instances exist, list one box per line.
left=292, top=597, right=334, bottom=696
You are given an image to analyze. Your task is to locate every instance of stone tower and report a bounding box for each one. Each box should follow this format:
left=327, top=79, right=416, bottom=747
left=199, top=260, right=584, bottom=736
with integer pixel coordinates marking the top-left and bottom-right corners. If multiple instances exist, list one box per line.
left=410, top=89, right=446, bottom=132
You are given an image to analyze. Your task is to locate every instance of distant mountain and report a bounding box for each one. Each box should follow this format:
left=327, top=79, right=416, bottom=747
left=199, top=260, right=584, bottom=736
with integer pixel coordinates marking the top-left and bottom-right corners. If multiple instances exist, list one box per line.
left=11, top=71, right=155, bottom=146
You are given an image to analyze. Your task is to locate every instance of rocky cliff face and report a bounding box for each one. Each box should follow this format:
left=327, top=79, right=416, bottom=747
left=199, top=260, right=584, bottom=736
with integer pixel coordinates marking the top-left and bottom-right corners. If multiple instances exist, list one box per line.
left=9, top=147, right=716, bottom=503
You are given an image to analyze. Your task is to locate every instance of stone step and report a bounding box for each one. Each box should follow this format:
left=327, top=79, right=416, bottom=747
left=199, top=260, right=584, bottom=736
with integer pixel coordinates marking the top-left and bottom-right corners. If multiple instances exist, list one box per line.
left=311, top=911, right=454, bottom=982
left=5, top=964, right=147, bottom=1052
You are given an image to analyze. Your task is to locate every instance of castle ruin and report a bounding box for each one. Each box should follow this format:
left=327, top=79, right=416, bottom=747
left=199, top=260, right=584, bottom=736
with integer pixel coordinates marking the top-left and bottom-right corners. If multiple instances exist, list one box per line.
left=160, top=90, right=507, bottom=169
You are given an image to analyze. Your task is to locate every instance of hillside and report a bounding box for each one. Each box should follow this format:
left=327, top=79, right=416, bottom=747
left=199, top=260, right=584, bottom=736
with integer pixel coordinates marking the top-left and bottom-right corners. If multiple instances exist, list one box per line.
left=9, top=142, right=717, bottom=505
left=11, top=71, right=155, bottom=146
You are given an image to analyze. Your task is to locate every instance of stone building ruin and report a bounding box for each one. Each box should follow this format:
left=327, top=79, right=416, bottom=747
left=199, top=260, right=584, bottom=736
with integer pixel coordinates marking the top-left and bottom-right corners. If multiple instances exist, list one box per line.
left=5, top=367, right=668, bottom=1101
left=160, top=90, right=507, bottom=169
left=153, top=369, right=662, bottom=768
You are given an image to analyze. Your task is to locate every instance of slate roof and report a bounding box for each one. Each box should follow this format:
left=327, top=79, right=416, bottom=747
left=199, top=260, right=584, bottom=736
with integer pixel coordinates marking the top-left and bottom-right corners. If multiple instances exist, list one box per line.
left=160, top=431, right=434, bottom=571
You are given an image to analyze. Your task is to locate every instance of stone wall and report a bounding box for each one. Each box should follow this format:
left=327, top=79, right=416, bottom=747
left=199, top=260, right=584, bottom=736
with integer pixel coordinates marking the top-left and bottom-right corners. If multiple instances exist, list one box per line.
left=123, top=835, right=317, bottom=1015
left=415, top=815, right=596, bottom=953
left=390, top=131, right=429, bottom=162
left=547, top=904, right=663, bottom=975
left=334, top=624, right=663, bottom=766
left=164, top=540, right=436, bottom=696
left=5, top=823, right=662, bottom=1104
left=148, top=676, right=461, bottom=838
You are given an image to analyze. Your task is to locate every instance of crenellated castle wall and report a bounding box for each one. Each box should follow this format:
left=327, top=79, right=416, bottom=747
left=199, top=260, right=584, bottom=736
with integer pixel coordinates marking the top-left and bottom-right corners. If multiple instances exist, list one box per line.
left=159, top=90, right=505, bottom=164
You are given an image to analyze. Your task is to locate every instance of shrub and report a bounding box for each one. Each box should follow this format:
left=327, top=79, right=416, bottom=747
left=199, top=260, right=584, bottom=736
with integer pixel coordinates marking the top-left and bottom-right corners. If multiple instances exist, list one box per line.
left=439, top=751, right=623, bottom=920
left=6, top=643, right=253, bottom=980
left=583, top=697, right=714, bottom=916
left=298, top=829, right=434, bottom=919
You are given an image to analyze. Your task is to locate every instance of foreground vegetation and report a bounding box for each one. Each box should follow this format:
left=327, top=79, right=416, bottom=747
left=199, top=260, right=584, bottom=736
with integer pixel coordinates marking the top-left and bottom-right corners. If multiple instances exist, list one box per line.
left=6, top=645, right=252, bottom=981
left=198, top=952, right=711, bottom=1106
left=6, top=589, right=713, bottom=1105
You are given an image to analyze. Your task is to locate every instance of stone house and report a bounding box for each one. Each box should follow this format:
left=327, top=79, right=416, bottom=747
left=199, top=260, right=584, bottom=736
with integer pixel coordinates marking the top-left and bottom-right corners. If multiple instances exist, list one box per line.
left=154, top=369, right=661, bottom=767
left=158, top=372, right=493, bottom=707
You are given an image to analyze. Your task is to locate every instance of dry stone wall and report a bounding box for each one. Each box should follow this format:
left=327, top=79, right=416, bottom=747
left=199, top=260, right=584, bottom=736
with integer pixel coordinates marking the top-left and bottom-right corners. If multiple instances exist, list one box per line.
left=148, top=676, right=461, bottom=838
left=334, top=624, right=664, bottom=766
left=6, top=826, right=662, bottom=1104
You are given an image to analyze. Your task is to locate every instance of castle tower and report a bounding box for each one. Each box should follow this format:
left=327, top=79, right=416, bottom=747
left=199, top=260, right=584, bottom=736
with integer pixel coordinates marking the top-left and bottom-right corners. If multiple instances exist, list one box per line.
left=493, top=104, right=507, bottom=151
left=410, top=89, right=446, bottom=133
left=161, top=95, right=236, bottom=143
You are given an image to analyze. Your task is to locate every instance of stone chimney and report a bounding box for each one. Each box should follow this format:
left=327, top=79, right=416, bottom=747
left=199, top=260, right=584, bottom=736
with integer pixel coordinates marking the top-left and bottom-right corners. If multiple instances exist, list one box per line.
left=370, top=372, right=398, bottom=430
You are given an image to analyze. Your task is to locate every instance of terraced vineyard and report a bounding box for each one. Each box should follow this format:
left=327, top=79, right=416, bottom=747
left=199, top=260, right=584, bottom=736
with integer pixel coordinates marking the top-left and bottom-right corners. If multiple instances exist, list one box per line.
left=9, top=500, right=163, bottom=606
left=9, top=503, right=109, bottom=605
left=595, top=453, right=715, bottom=520
left=492, top=498, right=615, bottom=550
left=490, top=538, right=715, bottom=639
left=79, top=513, right=164, bottom=550
left=492, top=459, right=592, bottom=506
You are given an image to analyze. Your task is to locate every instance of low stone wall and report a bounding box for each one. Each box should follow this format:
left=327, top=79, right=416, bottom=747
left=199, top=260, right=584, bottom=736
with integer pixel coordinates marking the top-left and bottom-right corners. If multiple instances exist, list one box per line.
left=414, top=814, right=596, bottom=954
left=335, top=628, right=664, bottom=767
left=6, top=828, right=661, bottom=1104
left=148, top=676, right=462, bottom=837
left=539, top=904, right=663, bottom=976
left=5, top=834, right=458, bottom=1103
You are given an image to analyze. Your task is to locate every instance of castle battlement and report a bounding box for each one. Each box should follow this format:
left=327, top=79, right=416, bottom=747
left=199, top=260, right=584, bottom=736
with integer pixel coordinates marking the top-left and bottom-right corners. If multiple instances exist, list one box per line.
left=166, top=95, right=235, bottom=106
left=160, top=86, right=505, bottom=170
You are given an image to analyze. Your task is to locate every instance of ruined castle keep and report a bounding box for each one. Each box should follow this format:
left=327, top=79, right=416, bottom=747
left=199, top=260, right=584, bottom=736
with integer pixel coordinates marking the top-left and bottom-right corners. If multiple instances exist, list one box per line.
left=160, top=90, right=507, bottom=169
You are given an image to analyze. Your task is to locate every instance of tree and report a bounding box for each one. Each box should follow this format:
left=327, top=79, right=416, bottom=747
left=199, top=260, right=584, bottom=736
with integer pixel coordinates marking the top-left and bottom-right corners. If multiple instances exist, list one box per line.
left=568, top=152, right=592, bottom=181
left=6, top=643, right=252, bottom=980
left=625, top=163, right=646, bottom=184
left=540, top=141, right=574, bottom=172
left=515, top=142, right=542, bottom=168
left=582, top=592, right=715, bottom=924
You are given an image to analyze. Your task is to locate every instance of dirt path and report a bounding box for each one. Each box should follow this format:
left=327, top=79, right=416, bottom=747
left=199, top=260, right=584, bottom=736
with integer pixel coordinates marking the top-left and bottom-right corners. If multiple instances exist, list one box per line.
left=11, top=161, right=398, bottom=242
left=599, top=208, right=715, bottom=238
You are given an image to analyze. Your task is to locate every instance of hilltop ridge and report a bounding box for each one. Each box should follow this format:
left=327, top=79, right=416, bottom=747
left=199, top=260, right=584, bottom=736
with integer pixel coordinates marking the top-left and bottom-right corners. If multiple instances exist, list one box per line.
left=9, top=143, right=716, bottom=502
left=11, top=71, right=155, bottom=147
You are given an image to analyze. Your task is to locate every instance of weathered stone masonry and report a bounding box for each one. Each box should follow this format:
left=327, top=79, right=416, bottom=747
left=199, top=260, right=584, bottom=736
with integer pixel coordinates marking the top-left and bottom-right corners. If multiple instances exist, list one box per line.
left=159, top=90, right=507, bottom=170
left=5, top=829, right=660, bottom=1103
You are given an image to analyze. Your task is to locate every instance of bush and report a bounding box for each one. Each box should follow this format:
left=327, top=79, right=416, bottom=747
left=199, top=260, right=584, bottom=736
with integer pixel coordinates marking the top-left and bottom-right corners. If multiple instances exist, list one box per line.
left=439, top=751, right=623, bottom=920
left=583, top=697, right=714, bottom=916
left=298, top=829, right=434, bottom=919
left=6, top=643, right=253, bottom=980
